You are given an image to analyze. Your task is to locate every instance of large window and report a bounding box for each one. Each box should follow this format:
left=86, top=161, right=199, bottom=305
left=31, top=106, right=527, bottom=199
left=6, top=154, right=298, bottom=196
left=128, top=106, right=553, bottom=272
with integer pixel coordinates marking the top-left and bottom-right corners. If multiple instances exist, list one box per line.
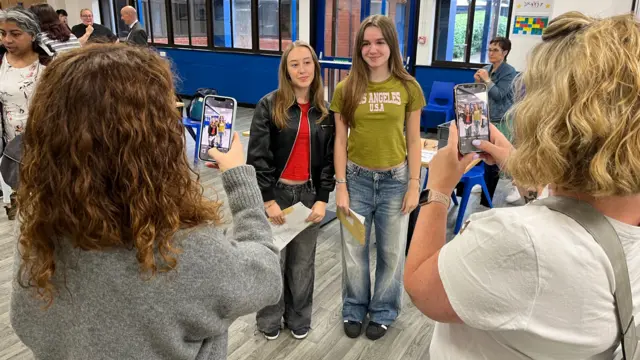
left=433, top=0, right=513, bottom=66
left=110, top=0, right=299, bottom=52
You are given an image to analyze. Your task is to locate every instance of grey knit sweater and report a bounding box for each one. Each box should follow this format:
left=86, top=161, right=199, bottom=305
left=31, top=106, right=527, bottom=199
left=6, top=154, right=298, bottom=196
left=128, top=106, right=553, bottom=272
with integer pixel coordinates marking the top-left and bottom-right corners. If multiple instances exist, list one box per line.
left=10, top=165, right=282, bottom=360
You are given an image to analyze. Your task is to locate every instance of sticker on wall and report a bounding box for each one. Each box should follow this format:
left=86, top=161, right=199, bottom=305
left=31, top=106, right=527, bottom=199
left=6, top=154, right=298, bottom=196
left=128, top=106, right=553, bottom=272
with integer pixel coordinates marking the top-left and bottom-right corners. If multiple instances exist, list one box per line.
left=512, top=16, right=549, bottom=36
left=514, top=0, right=554, bottom=16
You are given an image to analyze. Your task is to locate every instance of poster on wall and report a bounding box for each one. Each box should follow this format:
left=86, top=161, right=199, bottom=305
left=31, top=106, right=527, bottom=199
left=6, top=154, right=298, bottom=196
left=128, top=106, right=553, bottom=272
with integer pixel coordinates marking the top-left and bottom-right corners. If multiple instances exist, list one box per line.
left=514, top=0, right=554, bottom=16
left=513, top=16, right=549, bottom=36
left=512, top=0, right=555, bottom=36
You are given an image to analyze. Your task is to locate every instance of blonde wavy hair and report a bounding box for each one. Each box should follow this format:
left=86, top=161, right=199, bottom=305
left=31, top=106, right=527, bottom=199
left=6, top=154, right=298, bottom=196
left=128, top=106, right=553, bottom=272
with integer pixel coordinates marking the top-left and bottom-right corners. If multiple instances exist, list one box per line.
left=507, top=12, right=640, bottom=197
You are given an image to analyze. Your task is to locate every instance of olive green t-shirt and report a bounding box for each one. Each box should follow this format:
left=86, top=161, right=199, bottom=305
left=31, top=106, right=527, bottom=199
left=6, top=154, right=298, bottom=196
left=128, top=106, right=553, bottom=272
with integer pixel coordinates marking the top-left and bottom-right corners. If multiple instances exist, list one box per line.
left=330, top=76, right=426, bottom=169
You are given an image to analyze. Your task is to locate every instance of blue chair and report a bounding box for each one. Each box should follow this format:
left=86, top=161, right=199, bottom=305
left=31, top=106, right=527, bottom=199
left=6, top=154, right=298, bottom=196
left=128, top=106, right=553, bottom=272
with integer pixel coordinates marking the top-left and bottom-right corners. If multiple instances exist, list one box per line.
left=421, top=164, right=493, bottom=235
left=453, top=165, right=493, bottom=234
left=183, top=117, right=209, bottom=164
left=421, top=81, right=455, bottom=130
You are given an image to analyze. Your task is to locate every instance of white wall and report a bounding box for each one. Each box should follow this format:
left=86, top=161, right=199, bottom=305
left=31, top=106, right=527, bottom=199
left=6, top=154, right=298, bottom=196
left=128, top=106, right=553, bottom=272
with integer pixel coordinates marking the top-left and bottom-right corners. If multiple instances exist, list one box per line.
left=509, top=0, right=634, bottom=71
left=48, top=0, right=101, bottom=27
left=415, top=0, right=635, bottom=68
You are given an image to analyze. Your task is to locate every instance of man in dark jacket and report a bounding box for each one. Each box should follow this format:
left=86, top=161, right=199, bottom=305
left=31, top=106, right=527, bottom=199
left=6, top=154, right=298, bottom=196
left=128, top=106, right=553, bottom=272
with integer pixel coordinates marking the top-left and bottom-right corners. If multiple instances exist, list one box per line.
left=120, top=6, right=148, bottom=46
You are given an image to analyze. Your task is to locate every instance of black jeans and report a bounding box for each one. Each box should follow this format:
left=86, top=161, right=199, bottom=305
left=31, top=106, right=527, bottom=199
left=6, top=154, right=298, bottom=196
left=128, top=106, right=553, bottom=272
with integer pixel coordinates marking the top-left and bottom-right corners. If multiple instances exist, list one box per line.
left=481, top=163, right=500, bottom=207
left=256, top=181, right=319, bottom=333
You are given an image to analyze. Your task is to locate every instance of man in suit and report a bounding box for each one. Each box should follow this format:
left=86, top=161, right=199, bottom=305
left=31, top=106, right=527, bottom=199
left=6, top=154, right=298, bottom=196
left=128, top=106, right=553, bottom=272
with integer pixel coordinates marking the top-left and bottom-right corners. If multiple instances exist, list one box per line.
left=71, top=9, right=117, bottom=45
left=121, top=6, right=148, bottom=46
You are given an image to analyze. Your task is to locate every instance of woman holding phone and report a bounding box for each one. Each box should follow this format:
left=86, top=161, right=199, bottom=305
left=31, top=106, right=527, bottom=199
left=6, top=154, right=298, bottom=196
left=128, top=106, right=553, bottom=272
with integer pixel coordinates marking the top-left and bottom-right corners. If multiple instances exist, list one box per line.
left=247, top=41, right=335, bottom=341
left=331, top=14, right=426, bottom=340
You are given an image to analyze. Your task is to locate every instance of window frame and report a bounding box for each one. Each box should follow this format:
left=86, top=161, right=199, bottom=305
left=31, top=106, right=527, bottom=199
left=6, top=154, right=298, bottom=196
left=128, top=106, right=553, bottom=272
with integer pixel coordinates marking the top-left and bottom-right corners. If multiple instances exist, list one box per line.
left=431, top=0, right=515, bottom=69
left=107, top=0, right=298, bottom=54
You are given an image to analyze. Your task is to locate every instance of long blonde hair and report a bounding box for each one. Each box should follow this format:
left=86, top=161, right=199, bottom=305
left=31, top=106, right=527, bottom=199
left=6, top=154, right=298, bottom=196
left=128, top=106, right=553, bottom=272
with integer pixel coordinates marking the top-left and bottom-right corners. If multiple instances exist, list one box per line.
left=507, top=12, right=640, bottom=196
left=341, top=15, right=419, bottom=128
left=272, top=41, right=328, bottom=129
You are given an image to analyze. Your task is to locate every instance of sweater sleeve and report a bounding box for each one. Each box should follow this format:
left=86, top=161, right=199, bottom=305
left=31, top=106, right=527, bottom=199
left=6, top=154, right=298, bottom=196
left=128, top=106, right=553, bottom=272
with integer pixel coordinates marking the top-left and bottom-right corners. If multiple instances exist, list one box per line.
left=208, top=165, right=282, bottom=319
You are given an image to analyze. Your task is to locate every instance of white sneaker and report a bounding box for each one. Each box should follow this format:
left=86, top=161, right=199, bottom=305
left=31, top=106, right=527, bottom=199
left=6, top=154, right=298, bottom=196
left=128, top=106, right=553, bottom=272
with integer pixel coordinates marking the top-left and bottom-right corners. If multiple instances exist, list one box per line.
left=472, top=185, right=482, bottom=193
left=505, top=186, right=521, bottom=204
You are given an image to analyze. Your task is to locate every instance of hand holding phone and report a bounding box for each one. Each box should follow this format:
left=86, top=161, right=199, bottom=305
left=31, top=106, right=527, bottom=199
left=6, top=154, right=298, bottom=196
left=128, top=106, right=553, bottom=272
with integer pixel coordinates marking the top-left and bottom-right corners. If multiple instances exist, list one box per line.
left=205, top=132, right=244, bottom=172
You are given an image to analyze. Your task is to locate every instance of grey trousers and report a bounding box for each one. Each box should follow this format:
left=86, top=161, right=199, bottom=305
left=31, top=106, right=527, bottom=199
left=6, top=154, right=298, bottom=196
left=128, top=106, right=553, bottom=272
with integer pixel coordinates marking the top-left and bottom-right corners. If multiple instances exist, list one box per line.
left=256, top=181, right=319, bottom=333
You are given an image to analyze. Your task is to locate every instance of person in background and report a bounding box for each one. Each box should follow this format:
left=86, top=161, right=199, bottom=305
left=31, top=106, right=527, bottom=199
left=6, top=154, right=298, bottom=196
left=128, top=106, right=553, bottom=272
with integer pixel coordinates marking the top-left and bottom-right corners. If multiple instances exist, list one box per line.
left=55, top=9, right=69, bottom=30
left=331, top=14, right=425, bottom=341
left=120, top=5, right=147, bottom=46
left=247, top=41, right=335, bottom=341
left=71, top=8, right=116, bottom=46
left=10, top=44, right=282, bottom=360
left=0, top=7, right=53, bottom=220
left=31, top=4, right=80, bottom=54
left=406, top=12, right=640, bottom=359
left=474, top=37, right=518, bottom=205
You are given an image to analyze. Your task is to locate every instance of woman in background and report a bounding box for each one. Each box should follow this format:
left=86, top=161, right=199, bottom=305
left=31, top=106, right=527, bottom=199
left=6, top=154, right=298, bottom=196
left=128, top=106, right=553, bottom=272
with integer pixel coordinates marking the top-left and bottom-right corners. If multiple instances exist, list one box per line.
left=11, top=44, right=281, bottom=360
left=247, top=41, right=335, bottom=341
left=0, top=7, right=53, bottom=219
left=475, top=37, right=517, bottom=205
left=331, top=15, right=425, bottom=340
left=30, top=4, right=80, bottom=54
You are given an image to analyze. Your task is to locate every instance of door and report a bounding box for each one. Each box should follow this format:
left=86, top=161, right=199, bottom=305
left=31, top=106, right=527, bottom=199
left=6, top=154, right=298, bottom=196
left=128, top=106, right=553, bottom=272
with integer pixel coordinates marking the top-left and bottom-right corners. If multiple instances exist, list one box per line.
left=315, top=0, right=418, bottom=101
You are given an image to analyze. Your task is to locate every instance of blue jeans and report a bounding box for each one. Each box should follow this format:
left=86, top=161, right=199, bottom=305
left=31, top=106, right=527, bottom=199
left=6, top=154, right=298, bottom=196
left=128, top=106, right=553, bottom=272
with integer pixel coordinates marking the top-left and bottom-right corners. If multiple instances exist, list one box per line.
left=341, top=160, right=409, bottom=326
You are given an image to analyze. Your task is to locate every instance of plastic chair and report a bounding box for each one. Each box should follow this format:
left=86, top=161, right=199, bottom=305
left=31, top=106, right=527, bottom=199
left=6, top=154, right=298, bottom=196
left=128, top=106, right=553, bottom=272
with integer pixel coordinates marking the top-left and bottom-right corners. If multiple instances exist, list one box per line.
left=453, top=165, right=493, bottom=234
left=421, top=164, right=492, bottom=235
left=182, top=117, right=209, bottom=164
left=421, top=81, right=455, bottom=130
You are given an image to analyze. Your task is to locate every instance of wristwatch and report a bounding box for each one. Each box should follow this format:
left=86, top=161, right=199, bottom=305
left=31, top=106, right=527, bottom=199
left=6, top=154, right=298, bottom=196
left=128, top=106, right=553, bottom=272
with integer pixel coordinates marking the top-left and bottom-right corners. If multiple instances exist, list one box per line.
left=418, top=188, right=451, bottom=208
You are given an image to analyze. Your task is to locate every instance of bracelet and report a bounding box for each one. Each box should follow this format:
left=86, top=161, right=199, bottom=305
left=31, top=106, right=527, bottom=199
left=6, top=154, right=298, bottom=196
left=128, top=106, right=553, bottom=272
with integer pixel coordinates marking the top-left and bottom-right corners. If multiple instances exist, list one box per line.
left=264, top=202, right=276, bottom=210
left=409, top=177, right=420, bottom=182
left=335, top=179, right=347, bottom=184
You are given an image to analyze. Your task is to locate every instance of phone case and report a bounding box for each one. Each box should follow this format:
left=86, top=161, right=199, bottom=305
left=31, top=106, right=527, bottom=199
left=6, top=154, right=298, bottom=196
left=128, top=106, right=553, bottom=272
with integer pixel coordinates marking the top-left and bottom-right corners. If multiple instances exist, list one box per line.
left=453, top=83, right=491, bottom=155
left=198, top=95, right=237, bottom=163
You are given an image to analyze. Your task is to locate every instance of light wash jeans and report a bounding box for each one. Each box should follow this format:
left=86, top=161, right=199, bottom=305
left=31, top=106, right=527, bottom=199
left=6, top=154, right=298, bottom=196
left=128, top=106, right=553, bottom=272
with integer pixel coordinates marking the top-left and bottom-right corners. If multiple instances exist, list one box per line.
left=341, top=160, right=409, bottom=326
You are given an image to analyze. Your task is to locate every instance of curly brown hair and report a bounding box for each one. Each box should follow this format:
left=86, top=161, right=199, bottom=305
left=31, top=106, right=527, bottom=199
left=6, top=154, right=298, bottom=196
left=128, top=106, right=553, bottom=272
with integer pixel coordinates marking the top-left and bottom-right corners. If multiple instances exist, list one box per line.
left=17, top=44, right=222, bottom=306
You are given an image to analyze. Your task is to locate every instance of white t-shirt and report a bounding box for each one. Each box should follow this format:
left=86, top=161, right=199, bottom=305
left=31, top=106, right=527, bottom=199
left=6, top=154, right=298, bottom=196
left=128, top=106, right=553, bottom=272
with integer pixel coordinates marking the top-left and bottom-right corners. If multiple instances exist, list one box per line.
left=430, top=204, right=640, bottom=360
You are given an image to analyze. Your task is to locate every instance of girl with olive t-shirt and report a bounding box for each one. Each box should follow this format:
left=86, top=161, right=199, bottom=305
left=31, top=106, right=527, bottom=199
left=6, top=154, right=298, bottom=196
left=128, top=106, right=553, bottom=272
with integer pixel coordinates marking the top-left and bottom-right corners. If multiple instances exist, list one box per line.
left=331, top=15, right=426, bottom=341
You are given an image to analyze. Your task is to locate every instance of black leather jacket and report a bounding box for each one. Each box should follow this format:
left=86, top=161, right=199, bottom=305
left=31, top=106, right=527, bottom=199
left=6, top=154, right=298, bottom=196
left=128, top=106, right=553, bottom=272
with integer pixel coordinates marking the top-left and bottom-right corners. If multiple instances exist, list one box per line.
left=247, top=91, right=336, bottom=203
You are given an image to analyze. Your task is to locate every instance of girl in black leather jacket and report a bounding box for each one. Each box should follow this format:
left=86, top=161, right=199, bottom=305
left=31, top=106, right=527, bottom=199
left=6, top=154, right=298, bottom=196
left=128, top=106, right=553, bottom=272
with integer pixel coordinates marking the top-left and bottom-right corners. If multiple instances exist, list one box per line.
left=246, top=41, right=335, bottom=341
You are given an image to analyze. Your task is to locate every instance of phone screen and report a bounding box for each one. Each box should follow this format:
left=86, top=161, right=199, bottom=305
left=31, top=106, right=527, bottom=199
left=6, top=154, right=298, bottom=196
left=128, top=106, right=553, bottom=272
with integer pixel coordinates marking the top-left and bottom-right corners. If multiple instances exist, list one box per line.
left=199, top=96, right=236, bottom=162
left=455, top=84, right=490, bottom=154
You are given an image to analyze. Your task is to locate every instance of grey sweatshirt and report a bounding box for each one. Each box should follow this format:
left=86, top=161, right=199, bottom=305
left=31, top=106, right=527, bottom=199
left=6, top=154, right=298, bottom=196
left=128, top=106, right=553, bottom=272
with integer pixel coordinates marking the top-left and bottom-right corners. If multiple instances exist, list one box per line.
left=10, top=165, right=282, bottom=360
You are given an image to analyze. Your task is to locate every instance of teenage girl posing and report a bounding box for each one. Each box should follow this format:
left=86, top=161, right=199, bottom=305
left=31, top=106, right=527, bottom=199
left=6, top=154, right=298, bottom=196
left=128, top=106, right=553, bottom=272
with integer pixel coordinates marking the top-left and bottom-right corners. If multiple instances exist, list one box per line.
left=331, top=15, right=426, bottom=340
left=247, top=41, right=335, bottom=341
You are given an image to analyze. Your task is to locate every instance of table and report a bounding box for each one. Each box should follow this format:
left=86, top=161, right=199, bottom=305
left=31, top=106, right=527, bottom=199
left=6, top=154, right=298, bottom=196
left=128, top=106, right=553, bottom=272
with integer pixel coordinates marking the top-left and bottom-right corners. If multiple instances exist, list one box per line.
left=420, top=138, right=481, bottom=191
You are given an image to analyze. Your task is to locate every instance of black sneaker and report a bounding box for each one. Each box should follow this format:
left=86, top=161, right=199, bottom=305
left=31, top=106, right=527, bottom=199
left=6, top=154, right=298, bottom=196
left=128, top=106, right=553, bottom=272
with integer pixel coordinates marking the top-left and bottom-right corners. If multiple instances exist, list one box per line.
left=365, top=322, right=388, bottom=340
left=343, top=320, right=362, bottom=338
left=291, top=328, right=309, bottom=340
left=262, top=329, right=280, bottom=340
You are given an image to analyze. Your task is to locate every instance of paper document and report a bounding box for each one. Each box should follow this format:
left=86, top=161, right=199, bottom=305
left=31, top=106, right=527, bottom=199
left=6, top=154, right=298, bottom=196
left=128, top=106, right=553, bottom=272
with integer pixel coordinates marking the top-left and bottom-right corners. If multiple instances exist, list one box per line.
left=337, top=208, right=366, bottom=245
left=421, top=149, right=436, bottom=163
left=270, top=202, right=313, bottom=251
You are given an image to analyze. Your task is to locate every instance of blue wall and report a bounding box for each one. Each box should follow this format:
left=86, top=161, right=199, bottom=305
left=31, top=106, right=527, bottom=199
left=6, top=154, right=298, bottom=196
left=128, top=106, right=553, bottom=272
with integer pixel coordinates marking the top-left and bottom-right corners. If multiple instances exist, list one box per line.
left=414, top=66, right=476, bottom=96
left=164, top=47, right=476, bottom=105
left=163, top=48, right=281, bottom=104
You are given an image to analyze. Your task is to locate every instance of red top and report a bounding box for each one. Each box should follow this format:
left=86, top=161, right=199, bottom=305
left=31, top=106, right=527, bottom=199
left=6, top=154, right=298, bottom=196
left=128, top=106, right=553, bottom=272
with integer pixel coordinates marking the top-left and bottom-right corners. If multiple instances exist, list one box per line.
left=281, top=102, right=311, bottom=181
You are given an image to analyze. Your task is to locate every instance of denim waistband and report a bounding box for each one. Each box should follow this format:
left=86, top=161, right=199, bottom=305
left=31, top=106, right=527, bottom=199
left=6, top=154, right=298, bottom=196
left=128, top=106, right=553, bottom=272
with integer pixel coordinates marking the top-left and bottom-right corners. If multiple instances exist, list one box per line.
left=347, top=160, right=407, bottom=179
left=276, top=180, right=313, bottom=190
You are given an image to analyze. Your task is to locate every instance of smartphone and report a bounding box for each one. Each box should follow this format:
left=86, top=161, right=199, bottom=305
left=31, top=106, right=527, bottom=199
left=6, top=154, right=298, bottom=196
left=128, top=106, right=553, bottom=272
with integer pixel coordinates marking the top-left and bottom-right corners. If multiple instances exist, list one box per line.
left=198, top=95, right=237, bottom=162
left=454, top=83, right=490, bottom=154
